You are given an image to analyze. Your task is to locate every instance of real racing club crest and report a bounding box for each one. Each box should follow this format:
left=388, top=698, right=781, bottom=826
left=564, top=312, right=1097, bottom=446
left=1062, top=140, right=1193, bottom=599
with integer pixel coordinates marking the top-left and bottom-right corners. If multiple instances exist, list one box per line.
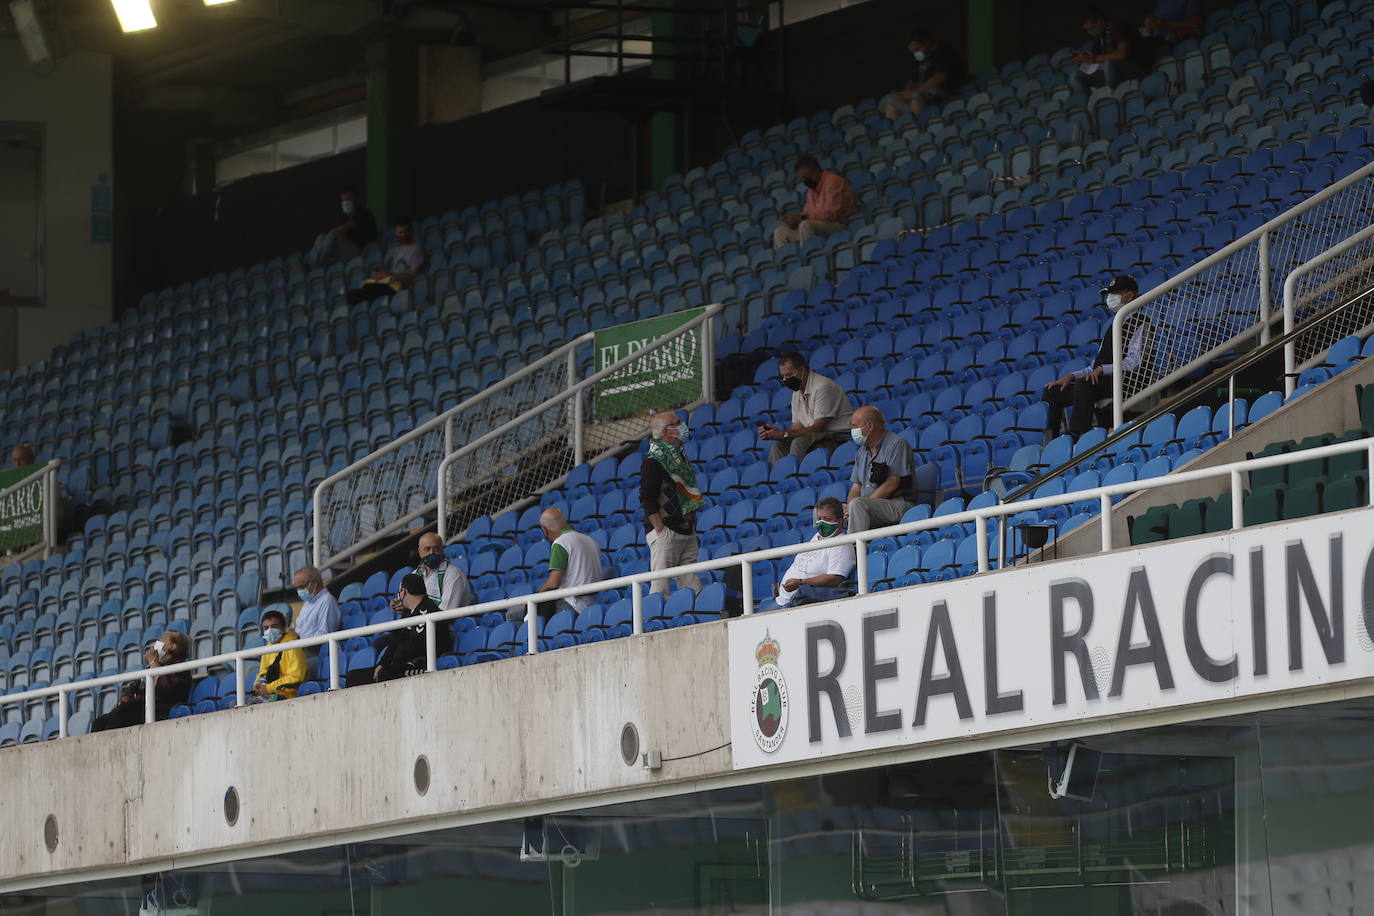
left=750, top=632, right=788, bottom=754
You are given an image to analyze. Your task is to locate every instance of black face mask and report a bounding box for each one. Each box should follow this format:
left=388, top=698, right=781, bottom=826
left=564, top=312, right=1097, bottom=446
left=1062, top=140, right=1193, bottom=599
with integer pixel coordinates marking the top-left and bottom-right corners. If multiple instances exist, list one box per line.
left=802, top=177, right=818, bottom=190
left=782, top=376, right=803, bottom=391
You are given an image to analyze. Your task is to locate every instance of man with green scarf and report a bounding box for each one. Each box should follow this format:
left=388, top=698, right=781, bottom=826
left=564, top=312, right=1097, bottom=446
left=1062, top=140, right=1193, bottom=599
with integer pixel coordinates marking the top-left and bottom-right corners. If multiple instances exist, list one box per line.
left=640, top=412, right=706, bottom=596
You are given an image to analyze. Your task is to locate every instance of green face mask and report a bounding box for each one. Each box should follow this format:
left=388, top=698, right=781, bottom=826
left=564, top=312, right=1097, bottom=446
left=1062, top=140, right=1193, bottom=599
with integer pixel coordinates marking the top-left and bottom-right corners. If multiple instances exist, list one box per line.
left=816, top=519, right=841, bottom=537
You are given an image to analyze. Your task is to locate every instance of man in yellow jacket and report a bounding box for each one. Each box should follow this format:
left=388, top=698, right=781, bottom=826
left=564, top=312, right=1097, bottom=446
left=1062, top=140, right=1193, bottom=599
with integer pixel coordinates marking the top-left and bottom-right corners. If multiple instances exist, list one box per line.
left=248, top=609, right=309, bottom=703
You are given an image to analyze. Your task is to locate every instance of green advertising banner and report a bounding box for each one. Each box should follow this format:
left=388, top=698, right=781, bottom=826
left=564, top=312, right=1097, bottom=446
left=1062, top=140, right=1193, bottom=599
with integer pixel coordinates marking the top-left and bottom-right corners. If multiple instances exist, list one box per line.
left=0, top=461, right=46, bottom=551
left=593, top=308, right=705, bottom=419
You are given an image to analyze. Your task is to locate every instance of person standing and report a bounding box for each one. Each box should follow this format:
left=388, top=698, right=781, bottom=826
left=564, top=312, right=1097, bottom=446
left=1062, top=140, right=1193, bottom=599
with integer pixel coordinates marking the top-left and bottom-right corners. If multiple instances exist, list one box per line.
left=640, top=412, right=706, bottom=596
left=509, top=507, right=604, bottom=621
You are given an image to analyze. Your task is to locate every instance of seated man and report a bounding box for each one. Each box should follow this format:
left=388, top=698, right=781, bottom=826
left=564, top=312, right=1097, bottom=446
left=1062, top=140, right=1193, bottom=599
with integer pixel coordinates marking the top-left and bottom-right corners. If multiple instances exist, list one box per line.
left=345, top=218, right=425, bottom=306
left=292, top=565, right=341, bottom=641
left=248, top=609, right=308, bottom=704
left=10, top=443, right=34, bottom=468
left=352, top=574, right=451, bottom=686
left=879, top=29, right=965, bottom=120
left=92, top=630, right=192, bottom=731
left=775, top=497, right=855, bottom=607
left=1069, top=8, right=1152, bottom=93
left=403, top=532, right=475, bottom=612
left=306, top=186, right=378, bottom=267
left=758, top=351, right=853, bottom=465
left=846, top=406, right=918, bottom=533
left=508, top=507, right=604, bottom=622
left=772, top=155, right=858, bottom=250
left=1042, top=275, right=1154, bottom=440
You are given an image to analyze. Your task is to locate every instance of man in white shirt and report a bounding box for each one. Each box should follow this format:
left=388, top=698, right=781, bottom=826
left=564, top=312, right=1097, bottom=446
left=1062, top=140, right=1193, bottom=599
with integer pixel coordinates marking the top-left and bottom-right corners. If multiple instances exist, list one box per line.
left=758, top=352, right=854, bottom=465
left=402, top=531, right=475, bottom=612
left=508, top=507, right=604, bottom=622
left=291, top=565, right=342, bottom=640
left=775, top=497, right=856, bottom=607
left=345, top=218, right=425, bottom=306
left=1042, top=275, right=1155, bottom=440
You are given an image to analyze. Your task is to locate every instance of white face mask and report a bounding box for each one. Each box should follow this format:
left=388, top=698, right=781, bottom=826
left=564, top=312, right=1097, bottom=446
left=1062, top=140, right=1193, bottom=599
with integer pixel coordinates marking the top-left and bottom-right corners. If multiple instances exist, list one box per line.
left=153, top=640, right=165, bottom=655
left=341, top=199, right=355, bottom=215
left=850, top=426, right=867, bottom=445
left=913, top=50, right=927, bottom=62
left=1106, top=293, right=1124, bottom=311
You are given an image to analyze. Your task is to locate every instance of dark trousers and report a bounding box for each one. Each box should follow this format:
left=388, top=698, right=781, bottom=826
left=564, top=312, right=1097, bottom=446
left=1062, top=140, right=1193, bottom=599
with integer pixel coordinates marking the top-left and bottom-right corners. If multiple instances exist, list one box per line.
left=93, top=703, right=146, bottom=732
left=345, top=284, right=392, bottom=306
left=343, top=658, right=416, bottom=688
left=1043, top=376, right=1110, bottom=438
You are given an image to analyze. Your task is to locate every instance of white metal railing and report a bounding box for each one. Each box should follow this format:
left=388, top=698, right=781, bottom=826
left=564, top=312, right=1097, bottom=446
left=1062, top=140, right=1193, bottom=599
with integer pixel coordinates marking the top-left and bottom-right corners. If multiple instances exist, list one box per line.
left=0, top=460, right=61, bottom=561
left=8, top=436, right=1374, bottom=741
left=311, top=335, right=593, bottom=571
left=1112, top=159, right=1374, bottom=427
left=434, top=304, right=721, bottom=542
left=1283, top=223, right=1374, bottom=395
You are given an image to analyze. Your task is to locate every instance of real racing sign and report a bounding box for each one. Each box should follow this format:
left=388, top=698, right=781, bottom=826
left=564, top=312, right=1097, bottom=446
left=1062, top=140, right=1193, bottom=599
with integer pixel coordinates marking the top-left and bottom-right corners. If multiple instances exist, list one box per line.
left=728, top=508, right=1374, bottom=770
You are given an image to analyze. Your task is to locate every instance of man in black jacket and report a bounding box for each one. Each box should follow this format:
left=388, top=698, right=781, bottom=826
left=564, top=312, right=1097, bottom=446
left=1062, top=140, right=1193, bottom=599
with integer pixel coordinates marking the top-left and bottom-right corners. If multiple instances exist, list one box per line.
left=350, top=573, right=451, bottom=685
left=640, top=412, right=707, bottom=596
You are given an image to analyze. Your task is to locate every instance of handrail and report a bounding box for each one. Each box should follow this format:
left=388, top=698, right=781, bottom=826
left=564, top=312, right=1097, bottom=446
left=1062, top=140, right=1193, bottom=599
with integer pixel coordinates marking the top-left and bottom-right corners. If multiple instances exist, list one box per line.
left=1002, top=279, right=1374, bottom=505
left=0, top=460, right=61, bottom=561
left=9, top=436, right=1374, bottom=742
left=1282, top=222, right=1374, bottom=396
left=1110, top=158, right=1374, bottom=427
left=311, top=333, right=594, bottom=570
left=434, top=303, right=722, bottom=542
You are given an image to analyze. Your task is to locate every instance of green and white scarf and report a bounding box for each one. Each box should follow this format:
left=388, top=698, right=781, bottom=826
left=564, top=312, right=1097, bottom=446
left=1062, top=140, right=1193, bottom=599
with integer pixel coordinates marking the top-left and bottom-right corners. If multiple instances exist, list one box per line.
left=648, top=439, right=707, bottom=515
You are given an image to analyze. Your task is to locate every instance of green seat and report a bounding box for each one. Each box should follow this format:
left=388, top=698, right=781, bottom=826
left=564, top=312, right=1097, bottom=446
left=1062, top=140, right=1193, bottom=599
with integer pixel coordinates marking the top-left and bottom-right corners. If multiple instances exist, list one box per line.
left=1168, top=499, right=1208, bottom=539
left=1359, top=384, right=1374, bottom=433
left=1243, top=485, right=1285, bottom=526
left=1248, top=441, right=1293, bottom=490
left=1324, top=472, right=1368, bottom=513
left=1204, top=493, right=1233, bottom=533
left=1283, top=481, right=1322, bottom=520
left=1327, top=429, right=1369, bottom=479
left=1130, top=505, right=1174, bottom=545
left=1288, top=434, right=1333, bottom=487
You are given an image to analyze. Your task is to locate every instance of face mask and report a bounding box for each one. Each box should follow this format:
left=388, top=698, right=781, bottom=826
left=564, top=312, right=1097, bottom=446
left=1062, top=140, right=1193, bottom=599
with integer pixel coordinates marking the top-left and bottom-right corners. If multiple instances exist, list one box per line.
left=1087, top=24, right=1105, bottom=37
left=423, top=552, right=445, bottom=570
left=913, top=50, right=926, bottom=62
left=676, top=423, right=691, bottom=442
left=802, top=178, right=818, bottom=190
left=396, top=231, right=412, bottom=244
left=153, top=640, right=165, bottom=655
left=341, top=200, right=354, bottom=215
left=263, top=627, right=283, bottom=644
left=850, top=426, right=867, bottom=445
left=1105, top=293, right=1123, bottom=311
left=782, top=376, right=803, bottom=391
left=816, top=519, right=840, bottom=537
left=296, top=586, right=312, bottom=602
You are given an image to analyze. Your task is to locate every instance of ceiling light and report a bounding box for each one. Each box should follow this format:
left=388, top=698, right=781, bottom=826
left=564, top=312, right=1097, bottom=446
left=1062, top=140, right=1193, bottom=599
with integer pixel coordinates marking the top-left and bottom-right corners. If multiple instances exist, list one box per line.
left=110, top=0, right=156, bottom=32
left=203, top=0, right=238, bottom=4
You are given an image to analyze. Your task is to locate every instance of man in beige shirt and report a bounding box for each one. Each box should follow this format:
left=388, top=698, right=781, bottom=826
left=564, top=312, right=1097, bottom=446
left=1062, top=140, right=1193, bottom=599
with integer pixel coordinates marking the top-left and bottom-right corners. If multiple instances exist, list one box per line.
left=758, top=352, right=854, bottom=464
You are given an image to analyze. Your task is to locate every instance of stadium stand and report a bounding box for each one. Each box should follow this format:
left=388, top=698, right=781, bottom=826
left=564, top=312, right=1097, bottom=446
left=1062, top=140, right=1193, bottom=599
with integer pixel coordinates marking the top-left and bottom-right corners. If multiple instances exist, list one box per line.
left=5, top=0, right=1374, bottom=743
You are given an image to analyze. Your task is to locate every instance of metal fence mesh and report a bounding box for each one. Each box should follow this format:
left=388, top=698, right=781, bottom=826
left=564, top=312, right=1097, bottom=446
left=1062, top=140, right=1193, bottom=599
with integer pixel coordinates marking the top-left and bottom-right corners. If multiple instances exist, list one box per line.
left=1288, top=238, right=1374, bottom=373
left=1120, top=167, right=1374, bottom=407
left=316, top=353, right=575, bottom=568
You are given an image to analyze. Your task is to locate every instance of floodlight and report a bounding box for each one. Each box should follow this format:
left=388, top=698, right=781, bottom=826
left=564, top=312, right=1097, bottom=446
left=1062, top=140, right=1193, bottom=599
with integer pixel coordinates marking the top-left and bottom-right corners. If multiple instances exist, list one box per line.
left=110, top=0, right=156, bottom=32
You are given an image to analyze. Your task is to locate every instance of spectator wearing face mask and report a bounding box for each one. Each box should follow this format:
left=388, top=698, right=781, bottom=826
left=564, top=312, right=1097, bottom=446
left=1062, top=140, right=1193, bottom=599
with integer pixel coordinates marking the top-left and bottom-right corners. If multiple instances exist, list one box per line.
left=772, top=155, right=858, bottom=250
left=351, top=573, right=450, bottom=686
left=247, top=609, right=308, bottom=704
left=846, top=406, right=919, bottom=534
left=306, top=186, right=379, bottom=267
left=1042, top=275, right=1155, bottom=440
left=292, top=565, right=341, bottom=641
left=758, top=352, right=854, bottom=465
left=1069, top=8, right=1153, bottom=94
left=879, top=28, right=965, bottom=120
left=642, top=412, right=706, bottom=596
left=345, top=218, right=425, bottom=306
left=774, top=497, right=856, bottom=607
left=398, top=532, right=475, bottom=613
left=92, top=630, right=192, bottom=731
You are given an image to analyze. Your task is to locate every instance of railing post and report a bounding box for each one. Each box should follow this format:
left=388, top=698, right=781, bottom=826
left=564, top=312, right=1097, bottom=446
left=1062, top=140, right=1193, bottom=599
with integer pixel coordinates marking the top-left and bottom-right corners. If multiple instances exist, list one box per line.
left=1227, top=375, right=1236, bottom=439
left=437, top=458, right=450, bottom=543
left=57, top=688, right=68, bottom=738
left=1111, top=314, right=1125, bottom=429
left=444, top=415, right=453, bottom=458
left=312, top=482, right=325, bottom=569
left=328, top=638, right=341, bottom=691
left=527, top=601, right=539, bottom=654
left=1283, top=266, right=1297, bottom=398
left=1258, top=230, right=1271, bottom=345
left=701, top=309, right=716, bottom=405
left=425, top=618, right=437, bottom=672
left=234, top=656, right=246, bottom=707
left=975, top=517, right=989, bottom=573
left=569, top=347, right=584, bottom=468
left=1099, top=494, right=1113, bottom=551
left=741, top=559, right=754, bottom=614
left=855, top=539, right=869, bottom=595
left=631, top=582, right=643, bottom=635
left=1231, top=470, right=1245, bottom=530
left=144, top=673, right=156, bottom=724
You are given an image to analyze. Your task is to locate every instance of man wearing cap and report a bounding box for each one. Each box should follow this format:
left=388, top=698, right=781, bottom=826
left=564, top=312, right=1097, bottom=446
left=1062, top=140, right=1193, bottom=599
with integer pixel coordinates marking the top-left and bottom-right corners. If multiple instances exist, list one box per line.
left=1042, top=275, right=1155, bottom=440
left=355, top=573, right=450, bottom=685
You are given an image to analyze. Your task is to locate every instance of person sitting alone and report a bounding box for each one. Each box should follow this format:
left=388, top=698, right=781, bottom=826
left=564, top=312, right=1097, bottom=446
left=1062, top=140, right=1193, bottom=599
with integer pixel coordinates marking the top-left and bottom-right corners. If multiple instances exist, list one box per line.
left=247, top=609, right=308, bottom=704
left=345, top=218, right=425, bottom=306
left=879, top=28, right=965, bottom=120
left=774, top=497, right=856, bottom=608
left=771, top=155, right=858, bottom=250
left=92, top=630, right=192, bottom=731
